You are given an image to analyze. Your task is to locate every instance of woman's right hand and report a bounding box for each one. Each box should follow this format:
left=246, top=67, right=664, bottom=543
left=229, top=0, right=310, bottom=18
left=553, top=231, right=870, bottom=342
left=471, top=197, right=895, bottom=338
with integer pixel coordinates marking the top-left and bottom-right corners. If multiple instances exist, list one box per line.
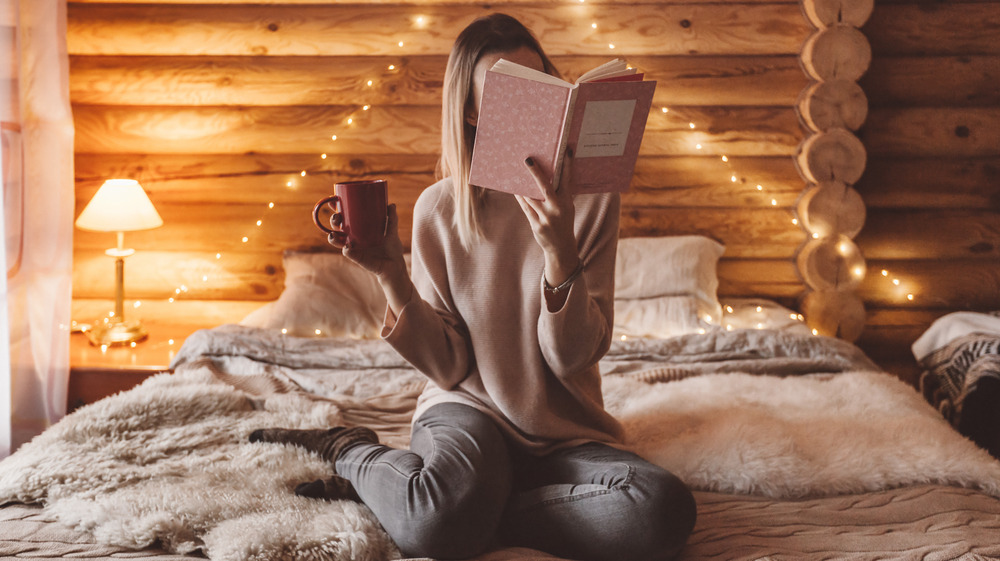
left=328, top=204, right=413, bottom=315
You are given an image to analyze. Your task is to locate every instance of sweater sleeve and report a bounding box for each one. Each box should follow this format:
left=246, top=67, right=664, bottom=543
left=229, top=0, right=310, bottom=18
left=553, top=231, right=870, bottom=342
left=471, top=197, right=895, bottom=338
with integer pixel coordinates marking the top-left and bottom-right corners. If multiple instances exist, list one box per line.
left=381, top=189, right=474, bottom=390
left=537, top=193, right=619, bottom=378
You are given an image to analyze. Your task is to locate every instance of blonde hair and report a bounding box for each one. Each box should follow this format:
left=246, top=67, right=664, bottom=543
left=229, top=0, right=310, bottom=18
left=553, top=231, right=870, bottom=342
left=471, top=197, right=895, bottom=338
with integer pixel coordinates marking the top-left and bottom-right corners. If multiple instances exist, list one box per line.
left=437, top=13, right=559, bottom=250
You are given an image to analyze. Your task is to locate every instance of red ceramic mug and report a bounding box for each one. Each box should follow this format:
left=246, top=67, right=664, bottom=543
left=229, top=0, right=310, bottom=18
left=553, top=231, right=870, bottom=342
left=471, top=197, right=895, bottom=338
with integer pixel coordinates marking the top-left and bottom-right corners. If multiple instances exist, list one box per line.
left=312, top=179, right=388, bottom=248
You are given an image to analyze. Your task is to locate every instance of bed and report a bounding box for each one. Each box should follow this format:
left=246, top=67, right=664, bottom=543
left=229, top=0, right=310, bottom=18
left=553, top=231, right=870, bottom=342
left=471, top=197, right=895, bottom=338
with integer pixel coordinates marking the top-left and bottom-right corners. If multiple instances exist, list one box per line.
left=3, top=237, right=1000, bottom=561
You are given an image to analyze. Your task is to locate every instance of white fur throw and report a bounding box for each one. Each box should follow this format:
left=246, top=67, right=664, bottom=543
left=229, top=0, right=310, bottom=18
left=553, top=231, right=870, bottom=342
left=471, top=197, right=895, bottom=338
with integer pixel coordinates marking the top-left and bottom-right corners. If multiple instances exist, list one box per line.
left=0, top=365, right=400, bottom=561
left=2, top=355, right=1000, bottom=560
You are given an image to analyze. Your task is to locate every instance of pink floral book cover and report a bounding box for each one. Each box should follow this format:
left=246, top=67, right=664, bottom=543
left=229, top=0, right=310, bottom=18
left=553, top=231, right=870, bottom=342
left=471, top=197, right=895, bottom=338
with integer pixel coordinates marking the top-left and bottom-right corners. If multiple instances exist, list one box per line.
left=469, top=68, right=656, bottom=199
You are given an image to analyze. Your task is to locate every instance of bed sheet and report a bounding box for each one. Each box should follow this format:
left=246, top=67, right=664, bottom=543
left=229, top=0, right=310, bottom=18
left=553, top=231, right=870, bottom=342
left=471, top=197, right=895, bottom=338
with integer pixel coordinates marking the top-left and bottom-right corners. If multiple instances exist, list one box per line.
left=2, top=325, right=1000, bottom=561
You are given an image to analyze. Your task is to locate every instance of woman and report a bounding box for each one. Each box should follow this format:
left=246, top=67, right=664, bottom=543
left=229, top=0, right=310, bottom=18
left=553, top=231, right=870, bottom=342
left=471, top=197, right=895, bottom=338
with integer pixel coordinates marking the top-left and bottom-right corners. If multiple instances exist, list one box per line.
left=252, top=13, right=696, bottom=561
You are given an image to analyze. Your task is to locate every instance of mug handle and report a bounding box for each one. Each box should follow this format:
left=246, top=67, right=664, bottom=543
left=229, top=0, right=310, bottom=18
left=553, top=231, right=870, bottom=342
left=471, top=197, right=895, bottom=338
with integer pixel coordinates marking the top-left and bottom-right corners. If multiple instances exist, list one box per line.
left=312, top=195, right=341, bottom=234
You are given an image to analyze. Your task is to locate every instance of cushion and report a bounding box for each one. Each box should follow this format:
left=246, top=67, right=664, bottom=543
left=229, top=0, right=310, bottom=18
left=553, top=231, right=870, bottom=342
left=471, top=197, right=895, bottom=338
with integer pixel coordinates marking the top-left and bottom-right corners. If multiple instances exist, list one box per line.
left=613, top=236, right=725, bottom=337
left=240, top=251, right=385, bottom=338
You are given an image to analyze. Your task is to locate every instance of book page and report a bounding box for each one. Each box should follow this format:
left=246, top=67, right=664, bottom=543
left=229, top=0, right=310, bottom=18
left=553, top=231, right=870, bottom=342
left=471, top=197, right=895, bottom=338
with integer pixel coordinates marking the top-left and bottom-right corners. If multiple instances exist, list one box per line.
left=490, top=59, right=570, bottom=88
left=574, top=99, right=637, bottom=158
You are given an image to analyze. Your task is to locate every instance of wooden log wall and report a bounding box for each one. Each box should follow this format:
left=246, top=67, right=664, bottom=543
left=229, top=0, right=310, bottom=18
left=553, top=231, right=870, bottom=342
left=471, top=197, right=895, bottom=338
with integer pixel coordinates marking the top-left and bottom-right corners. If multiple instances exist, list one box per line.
left=65, top=0, right=998, bottom=383
left=853, top=0, right=1000, bottom=381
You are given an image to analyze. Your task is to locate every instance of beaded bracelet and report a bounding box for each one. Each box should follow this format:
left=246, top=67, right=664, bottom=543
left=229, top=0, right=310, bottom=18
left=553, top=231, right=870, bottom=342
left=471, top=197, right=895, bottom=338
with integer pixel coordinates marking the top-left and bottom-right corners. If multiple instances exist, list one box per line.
left=543, top=262, right=584, bottom=295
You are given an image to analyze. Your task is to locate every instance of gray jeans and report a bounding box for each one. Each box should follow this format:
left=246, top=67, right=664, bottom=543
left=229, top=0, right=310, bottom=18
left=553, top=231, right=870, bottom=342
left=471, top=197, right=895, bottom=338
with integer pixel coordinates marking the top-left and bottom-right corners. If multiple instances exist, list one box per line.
left=336, top=402, right=696, bottom=561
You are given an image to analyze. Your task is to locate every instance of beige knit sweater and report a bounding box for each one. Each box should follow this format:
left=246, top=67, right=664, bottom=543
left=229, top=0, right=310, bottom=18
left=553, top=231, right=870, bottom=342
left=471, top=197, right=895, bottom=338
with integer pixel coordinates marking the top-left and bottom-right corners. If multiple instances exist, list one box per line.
left=382, top=178, right=624, bottom=454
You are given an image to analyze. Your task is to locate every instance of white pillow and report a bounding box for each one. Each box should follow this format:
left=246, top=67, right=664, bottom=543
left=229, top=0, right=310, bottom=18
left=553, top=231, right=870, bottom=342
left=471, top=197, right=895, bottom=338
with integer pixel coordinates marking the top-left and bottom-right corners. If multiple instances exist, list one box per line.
left=613, top=236, right=725, bottom=337
left=615, top=235, right=724, bottom=301
left=240, top=251, right=386, bottom=338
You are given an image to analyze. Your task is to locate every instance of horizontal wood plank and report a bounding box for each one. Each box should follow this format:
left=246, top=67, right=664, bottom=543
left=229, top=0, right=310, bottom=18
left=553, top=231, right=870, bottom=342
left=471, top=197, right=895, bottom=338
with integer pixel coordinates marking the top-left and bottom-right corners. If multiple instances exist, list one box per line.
left=861, top=55, right=1000, bottom=108
left=857, top=210, right=1000, bottom=260
left=861, top=107, right=1000, bottom=157
left=856, top=156, right=1000, bottom=210
left=860, top=259, right=1000, bottom=309
left=69, top=0, right=798, bottom=4
left=72, top=104, right=802, bottom=156
left=74, top=153, right=804, bottom=207
left=66, top=4, right=812, bottom=57
left=73, top=248, right=805, bottom=302
left=864, top=2, right=1000, bottom=56
left=74, top=201, right=805, bottom=257
left=69, top=54, right=807, bottom=107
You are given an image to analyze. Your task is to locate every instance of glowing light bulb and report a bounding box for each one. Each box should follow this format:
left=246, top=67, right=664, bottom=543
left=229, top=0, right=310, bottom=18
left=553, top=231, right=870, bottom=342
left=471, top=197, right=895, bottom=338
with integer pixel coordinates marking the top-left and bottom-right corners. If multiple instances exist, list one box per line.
left=256, top=220, right=262, bottom=226
left=907, top=294, right=914, bottom=301
left=398, top=41, right=404, bottom=47
left=362, top=105, right=370, bottom=111
left=168, top=297, right=175, bottom=303
left=202, top=275, right=209, bottom=281
left=721, top=155, right=728, bottom=162
left=881, top=270, right=889, bottom=276
left=133, top=301, right=141, bottom=308
left=388, top=64, right=395, bottom=71
left=730, top=175, right=737, bottom=183
left=242, top=236, right=249, bottom=243
left=812, top=329, right=819, bottom=336
left=347, top=117, right=353, bottom=125
left=130, top=342, right=137, bottom=348
left=591, top=22, right=597, bottom=29
left=321, top=154, right=327, bottom=159
left=168, top=339, right=175, bottom=345
left=892, top=279, right=900, bottom=286
left=268, top=202, right=274, bottom=209
left=756, top=185, right=763, bottom=191
left=331, top=134, right=338, bottom=141
left=725, top=306, right=734, bottom=313
left=367, top=80, right=373, bottom=87
left=608, top=43, right=615, bottom=49
left=281, top=328, right=288, bottom=334
left=300, top=171, right=306, bottom=176
left=812, top=232, right=820, bottom=239
left=756, top=306, right=763, bottom=313
left=315, top=329, right=322, bottom=335
left=770, top=199, right=778, bottom=206
left=216, top=253, right=222, bottom=259
left=620, top=334, right=627, bottom=341
left=792, top=218, right=799, bottom=225
left=853, top=266, right=864, bottom=278
left=661, top=107, right=669, bottom=113
left=696, top=143, right=703, bottom=150
left=688, top=122, right=695, bottom=129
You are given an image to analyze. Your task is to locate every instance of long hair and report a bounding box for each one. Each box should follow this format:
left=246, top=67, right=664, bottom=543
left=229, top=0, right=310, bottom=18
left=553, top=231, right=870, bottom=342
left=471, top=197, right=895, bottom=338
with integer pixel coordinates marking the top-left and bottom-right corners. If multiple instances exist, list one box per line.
left=437, top=13, right=559, bottom=250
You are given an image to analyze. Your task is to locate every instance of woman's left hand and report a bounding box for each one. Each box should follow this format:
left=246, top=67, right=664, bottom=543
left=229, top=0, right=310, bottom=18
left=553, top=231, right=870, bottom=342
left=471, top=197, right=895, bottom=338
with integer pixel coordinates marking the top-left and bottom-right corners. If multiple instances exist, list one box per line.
left=516, top=148, right=581, bottom=287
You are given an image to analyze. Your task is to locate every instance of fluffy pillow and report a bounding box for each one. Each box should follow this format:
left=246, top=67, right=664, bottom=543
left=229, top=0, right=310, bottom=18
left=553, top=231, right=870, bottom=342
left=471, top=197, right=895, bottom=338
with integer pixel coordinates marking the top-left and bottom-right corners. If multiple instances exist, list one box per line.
left=240, top=251, right=385, bottom=338
left=613, top=236, right=725, bottom=337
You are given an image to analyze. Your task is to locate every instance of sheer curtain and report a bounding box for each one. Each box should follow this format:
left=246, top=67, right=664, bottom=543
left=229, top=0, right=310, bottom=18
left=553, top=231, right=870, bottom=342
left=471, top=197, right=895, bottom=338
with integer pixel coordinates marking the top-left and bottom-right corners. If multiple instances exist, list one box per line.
left=1, top=0, right=74, bottom=458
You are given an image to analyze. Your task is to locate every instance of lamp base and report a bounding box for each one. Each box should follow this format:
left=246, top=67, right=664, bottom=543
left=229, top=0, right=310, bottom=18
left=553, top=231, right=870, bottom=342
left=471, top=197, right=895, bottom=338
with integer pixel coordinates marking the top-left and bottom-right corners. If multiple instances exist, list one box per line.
left=85, top=319, right=149, bottom=346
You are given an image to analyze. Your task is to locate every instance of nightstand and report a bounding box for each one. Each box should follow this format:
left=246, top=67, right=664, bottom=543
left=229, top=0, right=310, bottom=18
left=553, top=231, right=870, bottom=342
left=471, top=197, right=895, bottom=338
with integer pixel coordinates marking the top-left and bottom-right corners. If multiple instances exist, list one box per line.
left=67, top=327, right=183, bottom=412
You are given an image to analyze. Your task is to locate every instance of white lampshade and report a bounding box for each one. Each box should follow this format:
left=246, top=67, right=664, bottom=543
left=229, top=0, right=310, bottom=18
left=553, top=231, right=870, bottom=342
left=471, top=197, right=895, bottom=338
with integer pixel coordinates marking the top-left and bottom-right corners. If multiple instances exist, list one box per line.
left=75, top=179, right=163, bottom=232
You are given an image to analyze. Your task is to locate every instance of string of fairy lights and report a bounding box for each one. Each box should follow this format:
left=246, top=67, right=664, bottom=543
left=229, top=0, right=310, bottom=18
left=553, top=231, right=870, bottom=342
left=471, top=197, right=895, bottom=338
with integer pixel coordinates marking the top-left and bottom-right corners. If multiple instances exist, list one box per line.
left=101, top=4, right=914, bottom=348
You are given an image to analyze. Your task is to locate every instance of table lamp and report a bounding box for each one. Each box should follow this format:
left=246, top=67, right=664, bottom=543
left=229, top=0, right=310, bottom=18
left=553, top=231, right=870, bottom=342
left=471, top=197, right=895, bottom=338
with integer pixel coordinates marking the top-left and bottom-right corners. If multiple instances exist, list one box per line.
left=75, top=179, right=163, bottom=346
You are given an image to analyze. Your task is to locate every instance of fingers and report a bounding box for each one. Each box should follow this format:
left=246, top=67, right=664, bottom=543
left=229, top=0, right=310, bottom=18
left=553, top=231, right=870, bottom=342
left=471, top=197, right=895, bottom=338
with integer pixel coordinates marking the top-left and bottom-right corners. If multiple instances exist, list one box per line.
left=524, top=157, right=555, bottom=201
left=327, top=231, right=348, bottom=249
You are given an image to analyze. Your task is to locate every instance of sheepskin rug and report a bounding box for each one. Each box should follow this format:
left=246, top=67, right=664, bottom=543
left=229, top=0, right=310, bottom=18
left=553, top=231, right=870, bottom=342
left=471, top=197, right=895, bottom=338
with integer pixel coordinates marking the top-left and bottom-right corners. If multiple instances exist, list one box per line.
left=0, top=365, right=400, bottom=561
left=2, top=361, right=1000, bottom=560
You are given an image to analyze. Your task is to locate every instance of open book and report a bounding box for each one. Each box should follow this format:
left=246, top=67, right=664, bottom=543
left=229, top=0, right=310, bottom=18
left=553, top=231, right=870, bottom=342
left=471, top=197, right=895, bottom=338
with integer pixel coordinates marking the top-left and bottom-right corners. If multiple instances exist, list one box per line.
left=469, top=58, right=656, bottom=198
